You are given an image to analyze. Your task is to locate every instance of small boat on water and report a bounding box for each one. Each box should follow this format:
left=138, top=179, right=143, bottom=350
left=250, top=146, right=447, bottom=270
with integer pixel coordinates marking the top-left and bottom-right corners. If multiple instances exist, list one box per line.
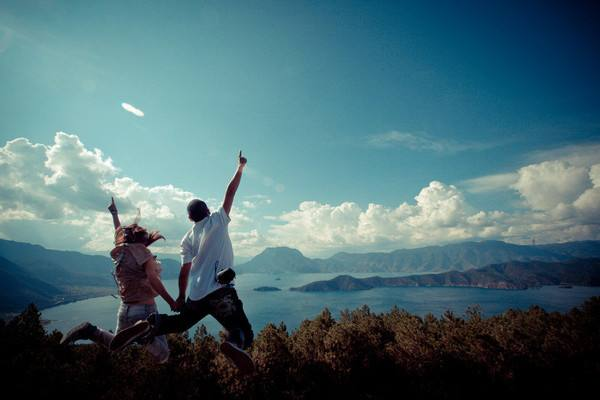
left=558, top=283, right=573, bottom=289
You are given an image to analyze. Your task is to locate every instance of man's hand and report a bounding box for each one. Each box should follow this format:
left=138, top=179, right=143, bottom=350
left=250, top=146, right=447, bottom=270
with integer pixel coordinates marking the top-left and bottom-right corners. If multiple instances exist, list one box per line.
left=174, top=295, right=186, bottom=312
left=223, top=151, right=247, bottom=216
left=108, top=197, right=118, bottom=214
left=238, top=150, right=247, bottom=169
left=109, top=197, right=121, bottom=229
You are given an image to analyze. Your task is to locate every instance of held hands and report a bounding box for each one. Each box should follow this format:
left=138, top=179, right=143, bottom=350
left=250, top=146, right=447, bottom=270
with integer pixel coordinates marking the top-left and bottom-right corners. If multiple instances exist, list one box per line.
left=173, top=295, right=186, bottom=312
left=166, top=294, right=183, bottom=312
left=238, top=150, right=247, bottom=169
left=167, top=298, right=179, bottom=312
left=108, top=197, right=118, bottom=215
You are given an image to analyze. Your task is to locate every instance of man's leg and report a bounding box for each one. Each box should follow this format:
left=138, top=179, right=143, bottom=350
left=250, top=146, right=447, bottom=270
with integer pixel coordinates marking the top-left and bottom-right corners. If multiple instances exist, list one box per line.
left=209, top=288, right=254, bottom=349
left=208, top=288, right=255, bottom=374
left=151, top=298, right=209, bottom=336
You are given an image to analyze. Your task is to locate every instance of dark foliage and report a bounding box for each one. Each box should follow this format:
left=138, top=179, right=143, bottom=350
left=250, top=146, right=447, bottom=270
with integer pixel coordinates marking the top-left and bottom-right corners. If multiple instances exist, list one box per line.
left=1, top=299, right=599, bottom=399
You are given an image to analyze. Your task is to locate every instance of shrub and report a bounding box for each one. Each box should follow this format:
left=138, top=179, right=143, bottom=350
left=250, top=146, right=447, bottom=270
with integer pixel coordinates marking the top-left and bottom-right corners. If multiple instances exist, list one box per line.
left=1, top=299, right=599, bottom=399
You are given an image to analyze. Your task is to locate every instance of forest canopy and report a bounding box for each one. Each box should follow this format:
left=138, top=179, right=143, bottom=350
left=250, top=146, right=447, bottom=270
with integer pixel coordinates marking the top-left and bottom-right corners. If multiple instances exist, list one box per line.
left=2, top=299, right=599, bottom=400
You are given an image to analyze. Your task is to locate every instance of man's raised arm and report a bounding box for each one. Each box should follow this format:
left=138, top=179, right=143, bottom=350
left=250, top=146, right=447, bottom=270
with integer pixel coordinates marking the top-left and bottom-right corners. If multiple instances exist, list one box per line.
left=222, top=151, right=247, bottom=216
left=108, top=197, right=121, bottom=231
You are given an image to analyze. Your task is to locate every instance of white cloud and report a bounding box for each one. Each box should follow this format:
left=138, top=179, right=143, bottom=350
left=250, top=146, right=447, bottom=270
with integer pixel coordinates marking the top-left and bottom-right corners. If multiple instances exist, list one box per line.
left=121, top=102, right=144, bottom=117
left=410, top=181, right=467, bottom=227
left=229, top=229, right=270, bottom=258
left=2, top=133, right=600, bottom=259
left=367, top=131, right=500, bottom=153
left=240, top=195, right=272, bottom=210
left=0, top=133, right=115, bottom=220
left=527, top=142, right=600, bottom=167
left=590, top=164, right=600, bottom=187
left=0, top=132, right=266, bottom=257
left=466, top=142, right=600, bottom=195
left=242, top=201, right=256, bottom=209
left=265, top=169, right=600, bottom=257
left=266, top=181, right=512, bottom=255
left=461, top=173, right=519, bottom=193
left=512, top=160, right=590, bottom=211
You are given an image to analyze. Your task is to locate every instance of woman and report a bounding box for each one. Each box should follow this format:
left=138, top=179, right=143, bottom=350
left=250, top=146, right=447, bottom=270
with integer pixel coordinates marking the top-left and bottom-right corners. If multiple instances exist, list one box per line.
left=60, top=197, right=177, bottom=364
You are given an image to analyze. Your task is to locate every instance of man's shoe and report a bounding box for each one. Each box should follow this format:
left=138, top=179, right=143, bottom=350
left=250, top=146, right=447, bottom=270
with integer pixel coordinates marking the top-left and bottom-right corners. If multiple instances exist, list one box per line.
left=60, top=322, right=96, bottom=345
left=109, top=320, right=150, bottom=352
left=220, top=341, right=255, bottom=375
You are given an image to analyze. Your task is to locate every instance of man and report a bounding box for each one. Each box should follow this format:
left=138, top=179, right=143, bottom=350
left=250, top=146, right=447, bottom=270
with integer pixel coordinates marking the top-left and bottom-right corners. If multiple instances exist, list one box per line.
left=110, top=151, right=254, bottom=374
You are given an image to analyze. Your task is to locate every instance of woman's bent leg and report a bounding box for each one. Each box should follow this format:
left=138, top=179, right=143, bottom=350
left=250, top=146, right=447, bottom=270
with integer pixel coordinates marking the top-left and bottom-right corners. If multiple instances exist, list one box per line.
left=146, top=335, right=170, bottom=364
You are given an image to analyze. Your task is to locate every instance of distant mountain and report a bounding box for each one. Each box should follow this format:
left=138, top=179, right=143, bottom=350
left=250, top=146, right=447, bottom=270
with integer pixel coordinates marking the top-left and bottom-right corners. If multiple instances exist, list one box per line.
left=537, top=241, right=600, bottom=258
left=0, top=239, right=184, bottom=315
left=0, top=239, right=115, bottom=287
left=290, top=258, right=600, bottom=291
left=239, top=247, right=321, bottom=273
left=0, top=239, right=182, bottom=288
left=238, top=240, right=600, bottom=274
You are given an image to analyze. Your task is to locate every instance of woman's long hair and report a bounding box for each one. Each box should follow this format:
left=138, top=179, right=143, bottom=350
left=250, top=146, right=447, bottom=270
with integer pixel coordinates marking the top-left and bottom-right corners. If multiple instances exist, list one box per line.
left=115, top=223, right=165, bottom=247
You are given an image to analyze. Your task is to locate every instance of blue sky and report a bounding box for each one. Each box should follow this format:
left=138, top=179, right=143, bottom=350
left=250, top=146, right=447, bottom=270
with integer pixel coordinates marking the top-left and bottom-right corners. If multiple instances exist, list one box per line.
left=1, top=1, right=600, bottom=258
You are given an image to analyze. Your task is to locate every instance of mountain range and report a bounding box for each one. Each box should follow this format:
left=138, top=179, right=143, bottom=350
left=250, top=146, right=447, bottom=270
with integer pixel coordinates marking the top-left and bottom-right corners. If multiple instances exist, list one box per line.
left=238, top=240, right=600, bottom=274
left=290, top=258, right=600, bottom=291
left=0, top=256, right=65, bottom=311
left=0, top=239, right=182, bottom=315
left=2, top=238, right=600, bottom=316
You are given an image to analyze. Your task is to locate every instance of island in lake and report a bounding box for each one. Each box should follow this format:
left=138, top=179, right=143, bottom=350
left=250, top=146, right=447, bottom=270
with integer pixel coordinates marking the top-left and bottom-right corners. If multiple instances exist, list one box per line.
left=254, top=286, right=282, bottom=292
left=290, top=258, right=600, bottom=292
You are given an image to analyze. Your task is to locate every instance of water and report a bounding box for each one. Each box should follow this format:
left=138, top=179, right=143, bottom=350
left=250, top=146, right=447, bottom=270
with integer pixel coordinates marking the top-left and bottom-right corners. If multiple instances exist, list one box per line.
left=42, top=273, right=600, bottom=337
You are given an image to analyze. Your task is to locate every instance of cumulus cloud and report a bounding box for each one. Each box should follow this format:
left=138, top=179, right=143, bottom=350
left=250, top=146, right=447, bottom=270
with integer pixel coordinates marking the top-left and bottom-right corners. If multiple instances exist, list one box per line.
left=2, top=133, right=600, bottom=259
left=0, top=132, right=263, bottom=257
left=267, top=181, right=513, bottom=255
left=266, top=164, right=600, bottom=256
left=512, top=161, right=591, bottom=211
left=121, top=102, right=144, bottom=117
left=0, top=133, right=116, bottom=220
left=466, top=143, right=600, bottom=194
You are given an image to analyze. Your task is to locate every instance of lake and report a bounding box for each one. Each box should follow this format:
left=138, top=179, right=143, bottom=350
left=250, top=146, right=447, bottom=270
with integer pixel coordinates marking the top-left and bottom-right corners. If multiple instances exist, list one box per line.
left=42, top=272, right=600, bottom=337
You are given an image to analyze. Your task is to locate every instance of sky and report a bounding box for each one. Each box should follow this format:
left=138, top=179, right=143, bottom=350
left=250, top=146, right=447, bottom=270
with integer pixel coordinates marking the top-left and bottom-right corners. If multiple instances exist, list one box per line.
left=1, top=0, right=600, bottom=260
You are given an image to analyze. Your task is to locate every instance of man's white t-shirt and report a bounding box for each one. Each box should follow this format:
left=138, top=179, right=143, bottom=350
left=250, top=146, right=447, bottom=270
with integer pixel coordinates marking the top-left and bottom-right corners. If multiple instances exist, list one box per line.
left=180, top=206, right=234, bottom=301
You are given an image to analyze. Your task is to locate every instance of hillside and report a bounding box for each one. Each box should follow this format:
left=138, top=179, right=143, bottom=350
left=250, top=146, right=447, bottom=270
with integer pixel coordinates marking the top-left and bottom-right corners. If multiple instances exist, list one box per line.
left=290, top=258, right=600, bottom=291
left=238, top=240, right=600, bottom=274
left=0, top=239, right=182, bottom=286
left=238, top=246, right=322, bottom=273
left=0, top=239, right=183, bottom=315
left=0, top=256, right=65, bottom=312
